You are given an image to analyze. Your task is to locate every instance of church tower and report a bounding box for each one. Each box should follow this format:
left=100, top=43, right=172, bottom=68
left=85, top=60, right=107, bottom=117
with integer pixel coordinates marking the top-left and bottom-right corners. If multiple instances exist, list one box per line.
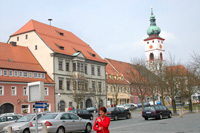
left=144, top=8, right=165, bottom=73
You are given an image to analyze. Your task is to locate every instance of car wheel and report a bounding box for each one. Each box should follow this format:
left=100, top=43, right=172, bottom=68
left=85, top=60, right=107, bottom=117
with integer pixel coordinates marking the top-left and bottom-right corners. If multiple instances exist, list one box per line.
left=159, top=114, right=163, bottom=120
left=90, top=116, right=93, bottom=120
left=85, top=123, right=92, bottom=133
left=23, top=129, right=30, bottom=133
left=145, top=117, right=148, bottom=120
left=57, top=127, right=65, bottom=133
left=168, top=113, right=172, bottom=118
left=114, top=115, right=118, bottom=121
left=126, top=114, right=130, bottom=119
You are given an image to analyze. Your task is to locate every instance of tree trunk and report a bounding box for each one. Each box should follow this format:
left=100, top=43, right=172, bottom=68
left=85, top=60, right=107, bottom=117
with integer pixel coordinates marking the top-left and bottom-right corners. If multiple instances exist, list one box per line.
left=172, top=98, right=177, bottom=114
left=189, top=97, right=193, bottom=112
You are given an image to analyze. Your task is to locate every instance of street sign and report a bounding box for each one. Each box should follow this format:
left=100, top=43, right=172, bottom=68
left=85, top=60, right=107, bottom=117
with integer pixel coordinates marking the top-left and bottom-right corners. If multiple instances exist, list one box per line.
left=35, top=102, right=47, bottom=108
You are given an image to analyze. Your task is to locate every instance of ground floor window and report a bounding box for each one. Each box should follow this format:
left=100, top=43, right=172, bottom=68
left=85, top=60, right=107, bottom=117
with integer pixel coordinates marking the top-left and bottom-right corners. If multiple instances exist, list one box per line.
left=21, top=104, right=30, bottom=114
left=44, top=104, right=51, bottom=112
left=32, top=104, right=41, bottom=113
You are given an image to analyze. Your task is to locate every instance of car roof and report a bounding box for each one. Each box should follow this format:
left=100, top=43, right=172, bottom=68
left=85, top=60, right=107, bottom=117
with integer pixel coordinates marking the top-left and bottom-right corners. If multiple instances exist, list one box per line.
left=0, top=113, right=22, bottom=116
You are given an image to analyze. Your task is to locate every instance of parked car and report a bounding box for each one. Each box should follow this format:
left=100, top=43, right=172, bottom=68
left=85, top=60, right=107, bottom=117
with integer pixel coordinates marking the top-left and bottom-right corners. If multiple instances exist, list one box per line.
left=2, top=112, right=47, bottom=133
left=137, top=102, right=150, bottom=108
left=106, top=107, right=131, bottom=120
left=30, top=112, right=92, bottom=133
left=69, top=109, right=93, bottom=120
left=86, top=107, right=97, bottom=113
left=142, top=105, right=172, bottom=120
left=123, top=104, right=137, bottom=111
left=0, top=113, right=22, bottom=132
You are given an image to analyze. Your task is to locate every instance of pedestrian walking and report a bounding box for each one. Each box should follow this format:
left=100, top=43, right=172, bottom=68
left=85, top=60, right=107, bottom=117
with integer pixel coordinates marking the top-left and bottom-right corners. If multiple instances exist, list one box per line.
left=93, top=106, right=110, bottom=133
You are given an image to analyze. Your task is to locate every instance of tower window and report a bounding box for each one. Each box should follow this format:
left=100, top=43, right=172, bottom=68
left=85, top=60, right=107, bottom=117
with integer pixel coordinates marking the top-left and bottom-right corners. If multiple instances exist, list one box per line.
left=160, top=53, right=163, bottom=60
left=150, top=53, right=154, bottom=60
left=152, top=40, right=154, bottom=43
left=147, top=42, right=149, bottom=44
left=17, top=37, right=19, bottom=41
left=35, top=45, right=37, bottom=50
left=25, top=35, right=28, bottom=39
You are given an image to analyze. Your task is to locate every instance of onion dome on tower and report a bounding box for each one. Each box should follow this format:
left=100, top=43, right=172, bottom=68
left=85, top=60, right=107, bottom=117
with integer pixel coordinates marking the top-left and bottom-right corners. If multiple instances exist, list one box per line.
left=147, top=8, right=161, bottom=36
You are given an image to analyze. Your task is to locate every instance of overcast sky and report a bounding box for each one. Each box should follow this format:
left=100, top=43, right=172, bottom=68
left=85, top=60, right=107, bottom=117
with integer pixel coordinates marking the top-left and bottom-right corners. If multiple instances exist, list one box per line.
left=0, top=0, right=200, bottom=64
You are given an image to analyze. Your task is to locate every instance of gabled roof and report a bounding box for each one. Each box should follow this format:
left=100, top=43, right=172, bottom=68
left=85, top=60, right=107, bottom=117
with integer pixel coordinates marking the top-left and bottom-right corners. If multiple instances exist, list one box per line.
left=166, top=65, right=188, bottom=76
left=0, top=42, right=54, bottom=84
left=11, top=19, right=106, bottom=64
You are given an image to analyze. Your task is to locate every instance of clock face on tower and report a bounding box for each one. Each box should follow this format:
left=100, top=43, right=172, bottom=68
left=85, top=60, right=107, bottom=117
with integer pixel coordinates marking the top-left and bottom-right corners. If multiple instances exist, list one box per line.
left=149, top=45, right=153, bottom=49
left=160, top=44, right=162, bottom=49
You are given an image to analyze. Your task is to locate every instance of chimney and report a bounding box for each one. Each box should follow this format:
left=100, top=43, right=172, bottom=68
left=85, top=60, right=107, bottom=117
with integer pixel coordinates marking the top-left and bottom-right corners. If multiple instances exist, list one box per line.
left=10, top=41, right=17, bottom=46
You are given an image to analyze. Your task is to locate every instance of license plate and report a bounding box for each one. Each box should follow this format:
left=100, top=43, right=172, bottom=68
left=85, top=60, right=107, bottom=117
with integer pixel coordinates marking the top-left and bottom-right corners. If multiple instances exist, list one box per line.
left=146, top=112, right=151, bottom=114
left=33, top=123, right=42, bottom=127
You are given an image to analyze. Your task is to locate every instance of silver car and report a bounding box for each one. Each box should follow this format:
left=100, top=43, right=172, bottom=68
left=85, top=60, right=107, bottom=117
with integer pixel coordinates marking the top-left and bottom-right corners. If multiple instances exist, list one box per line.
left=30, top=112, right=92, bottom=133
left=0, top=113, right=22, bottom=132
left=2, top=112, right=46, bottom=133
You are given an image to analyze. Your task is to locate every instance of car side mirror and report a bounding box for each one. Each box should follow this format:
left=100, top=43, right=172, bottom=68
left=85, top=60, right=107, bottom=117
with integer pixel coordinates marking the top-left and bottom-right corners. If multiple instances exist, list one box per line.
left=79, top=118, right=82, bottom=121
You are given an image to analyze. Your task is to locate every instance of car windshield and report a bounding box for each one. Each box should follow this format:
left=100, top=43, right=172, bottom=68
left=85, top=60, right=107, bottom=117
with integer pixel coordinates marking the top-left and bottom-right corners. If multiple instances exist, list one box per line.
left=39, top=114, right=58, bottom=120
left=143, top=106, right=155, bottom=111
left=17, top=115, right=35, bottom=122
left=107, top=108, right=115, bottom=112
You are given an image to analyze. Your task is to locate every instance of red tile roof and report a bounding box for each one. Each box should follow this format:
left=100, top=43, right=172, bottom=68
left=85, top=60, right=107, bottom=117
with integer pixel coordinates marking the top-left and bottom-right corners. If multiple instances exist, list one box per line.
left=0, top=42, right=54, bottom=84
left=166, top=65, right=188, bottom=76
left=11, top=20, right=106, bottom=63
left=105, top=58, right=149, bottom=84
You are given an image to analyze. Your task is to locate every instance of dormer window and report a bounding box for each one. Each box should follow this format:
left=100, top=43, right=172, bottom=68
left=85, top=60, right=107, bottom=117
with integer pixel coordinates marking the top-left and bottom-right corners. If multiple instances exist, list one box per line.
left=56, top=30, right=64, bottom=36
left=88, top=51, right=95, bottom=57
left=55, top=43, right=64, bottom=50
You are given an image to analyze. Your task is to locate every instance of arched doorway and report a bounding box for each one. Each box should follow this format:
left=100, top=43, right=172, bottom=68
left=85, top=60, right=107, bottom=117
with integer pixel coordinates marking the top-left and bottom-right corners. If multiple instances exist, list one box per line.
left=58, top=100, right=66, bottom=112
left=0, top=103, right=14, bottom=114
left=150, top=53, right=154, bottom=60
left=86, top=99, right=92, bottom=108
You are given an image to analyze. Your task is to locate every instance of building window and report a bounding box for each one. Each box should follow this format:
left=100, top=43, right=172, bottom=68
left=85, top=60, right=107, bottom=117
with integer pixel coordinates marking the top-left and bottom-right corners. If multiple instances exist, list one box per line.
left=66, top=62, right=69, bottom=71
left=21, top=104, right=30, bottom=114
left=58, top=60, right=63, bottom=70
left=147, top=42, right=149, bottom=44
left=23, top=87, right=27, bottom=96
left=77, top=63, right=80, bottom=72
left=160, top=53, right=163, bottom=60
left=85, top=64, right=87, bottom=74
left=42, top=73, right=45, bottom=79
left=121, top=87, right=123, bottom=92
left=111, top=86, right=113, bottom=92
left=67, top=81, right=70, bottom=90
left=91, top=65, right=95, bottom=75
left=59, top=80, right=63, bottom=90
left=0, top=69, right=2, bottom=76
left=29, top=72, right=32, bottom=78
left=24, top=72, right=28, bottom=77
left=25, top=35, right=28, bottom=39
left=92, top=81, right=95, bottom=91
left=44, top=87, right=49, bottom=96
left=97, top=66, right=101, bottom=76
left=11, top=86, right=17, bottom=96
left=9, top=70, right=13, bottom=76
left=33, top=72, right=37, bottom=78
left=3, top=70, right=8, bottom=76
left=35, top=45, right=37, bottom=50
left=38, top=73, right=41, bottom=78
left=106, top=86, right=108, bottom=92
left=19, top=71, right=23, bottom=77
left=98, top=82, right=102, bottom=92
left=17, top=37, right=19, bottom=41
left=0, top=86, right=4, bottom=96
left=85, top=82, right=88, bottom=91
left=73, top=63, right=76, bottom=71
left=150, top=53, right=154, bottom=60
left=152, top=40, right=154, bottom=43
left=14, top=71, right=18, bottom=77
left=81, top=63, right=83, bottom=72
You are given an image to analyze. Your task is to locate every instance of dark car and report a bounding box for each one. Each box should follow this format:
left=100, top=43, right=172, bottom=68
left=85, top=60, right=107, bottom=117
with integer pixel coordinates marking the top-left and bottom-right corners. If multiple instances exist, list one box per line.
left=106, top=107, right=131, bottom=120
left=138, top=102, right=150, bottom=108
left=86, top=107, right=97, bottom=113
left=124, top=104, right=137, bottom=111
left=69, top=109, right=94, bottom=120
left=142, top=105, right=172, bottom=120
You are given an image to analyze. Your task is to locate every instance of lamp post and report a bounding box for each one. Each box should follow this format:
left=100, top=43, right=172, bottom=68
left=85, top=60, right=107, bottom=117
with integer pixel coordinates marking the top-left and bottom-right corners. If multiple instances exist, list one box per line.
left=58, top=93, right=61, bottom=112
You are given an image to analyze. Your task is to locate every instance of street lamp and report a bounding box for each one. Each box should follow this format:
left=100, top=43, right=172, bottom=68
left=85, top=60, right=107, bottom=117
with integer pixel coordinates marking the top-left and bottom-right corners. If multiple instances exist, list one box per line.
left=58, top=93, right=61, bottom=112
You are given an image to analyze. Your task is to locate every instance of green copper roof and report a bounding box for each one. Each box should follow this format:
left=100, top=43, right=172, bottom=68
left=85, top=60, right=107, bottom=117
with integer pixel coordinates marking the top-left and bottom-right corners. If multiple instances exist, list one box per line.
left=147, top=8, right=161, bottom=36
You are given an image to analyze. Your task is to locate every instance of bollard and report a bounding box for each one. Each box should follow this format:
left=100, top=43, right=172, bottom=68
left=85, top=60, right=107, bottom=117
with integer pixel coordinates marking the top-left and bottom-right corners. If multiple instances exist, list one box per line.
left=196, top=105, right=199, bottom=113
left=7, top=126, right=12, bottom=133
left=42, top=124, right=47, bottom=133
left=179, top=107, right=183, bottom=117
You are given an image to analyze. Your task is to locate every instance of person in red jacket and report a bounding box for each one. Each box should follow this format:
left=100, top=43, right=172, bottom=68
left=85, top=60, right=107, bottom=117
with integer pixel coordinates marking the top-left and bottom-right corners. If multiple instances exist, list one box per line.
left=93, top=106, right=110, bottom=133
